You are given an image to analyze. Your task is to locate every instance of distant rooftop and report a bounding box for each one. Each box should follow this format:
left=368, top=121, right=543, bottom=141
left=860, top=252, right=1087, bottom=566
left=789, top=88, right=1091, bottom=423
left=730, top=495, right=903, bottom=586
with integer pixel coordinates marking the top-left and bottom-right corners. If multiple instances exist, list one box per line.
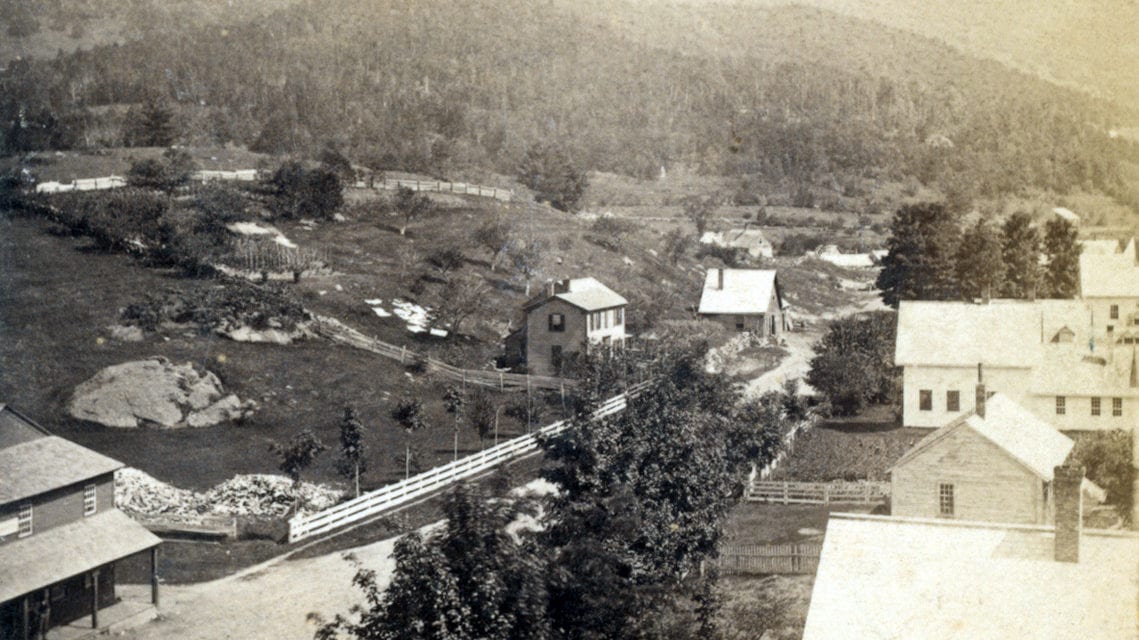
left=803, top=513, right=1139, bottom=640
left=1079, top=238, right=1139, bottom=298
left=697, top=268, right=781, bottom=315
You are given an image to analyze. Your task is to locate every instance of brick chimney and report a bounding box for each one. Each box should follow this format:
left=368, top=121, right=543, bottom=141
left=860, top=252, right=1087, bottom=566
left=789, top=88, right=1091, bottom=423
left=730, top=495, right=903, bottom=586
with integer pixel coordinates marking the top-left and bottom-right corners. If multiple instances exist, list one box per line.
left=1053, top=463, right=1084, bottom=563
left=975, top=363, right=985, bottom=419
left=717, top=268, right=724, bottom=290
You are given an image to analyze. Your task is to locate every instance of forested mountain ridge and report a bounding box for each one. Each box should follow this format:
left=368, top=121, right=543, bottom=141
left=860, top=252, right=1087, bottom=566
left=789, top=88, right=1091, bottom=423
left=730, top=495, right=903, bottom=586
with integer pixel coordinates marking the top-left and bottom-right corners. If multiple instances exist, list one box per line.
left=3, top=0, right=1138, bottom=215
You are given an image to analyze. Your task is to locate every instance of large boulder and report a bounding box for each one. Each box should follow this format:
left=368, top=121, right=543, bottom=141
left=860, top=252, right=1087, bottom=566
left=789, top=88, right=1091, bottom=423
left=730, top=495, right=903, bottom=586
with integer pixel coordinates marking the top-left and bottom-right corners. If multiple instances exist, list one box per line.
left=69, top=357, right=257, bottom=428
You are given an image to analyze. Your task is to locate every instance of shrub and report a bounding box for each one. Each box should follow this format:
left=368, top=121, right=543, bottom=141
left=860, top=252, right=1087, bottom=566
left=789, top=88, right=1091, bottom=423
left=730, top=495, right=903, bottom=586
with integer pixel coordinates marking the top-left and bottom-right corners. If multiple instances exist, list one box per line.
left=267, top=161, right=343, bottom=220
left=426, top=245, right=466, bottom=278
left=1069, top=431, right=1134, bottom=525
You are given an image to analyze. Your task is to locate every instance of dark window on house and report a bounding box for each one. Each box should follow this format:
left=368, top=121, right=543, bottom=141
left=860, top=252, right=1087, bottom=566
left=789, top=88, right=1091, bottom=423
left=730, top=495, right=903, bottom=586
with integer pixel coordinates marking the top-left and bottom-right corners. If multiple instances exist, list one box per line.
left=919, top=390, right=932, bottom=411
left=1091, top=397, right=1101, bottom=416
left=551, top=345, right=563, bottom=372
left=946, top=390, right=960, bottom=412
left=548, top=313, right=565, bottom=332
left=603, top=310, right=609, bottom=328
left=735, top=315, right=745, bottom=330
left=1113, top=397, right=1123, bottom=417
left=17, top=503, right=32, bottom=537
left=615, top=308, right=624, bottom=325
left=1110, top=304, right=1119, bottom=320
left=84, top=484, right=97, bottom=516
left=939, top=484, right=954, bottom=517
left=1056, top=396, right=1066, bottom=415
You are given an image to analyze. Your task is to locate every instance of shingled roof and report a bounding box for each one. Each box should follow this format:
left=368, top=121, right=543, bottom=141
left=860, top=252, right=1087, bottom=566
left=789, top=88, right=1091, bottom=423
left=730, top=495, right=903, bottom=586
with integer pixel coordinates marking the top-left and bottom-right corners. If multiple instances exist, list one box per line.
left=524, top=277, right=626, bottom=312
left=697, top=269, right=782, bottom=315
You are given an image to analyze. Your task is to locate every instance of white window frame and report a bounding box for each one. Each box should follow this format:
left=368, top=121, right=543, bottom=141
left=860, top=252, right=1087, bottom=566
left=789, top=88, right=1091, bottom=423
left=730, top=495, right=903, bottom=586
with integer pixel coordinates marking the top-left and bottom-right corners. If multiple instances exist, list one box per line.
left=83, top=484, right=97, bottom=516
left=938, top=483, right=954, bottom=517
left=17, top=503, right=32, bottom=537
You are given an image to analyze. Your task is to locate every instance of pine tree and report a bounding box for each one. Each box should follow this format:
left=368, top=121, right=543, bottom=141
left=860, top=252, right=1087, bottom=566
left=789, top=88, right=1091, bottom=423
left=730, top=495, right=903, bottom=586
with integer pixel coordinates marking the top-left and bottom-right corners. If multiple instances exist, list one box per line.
left=1000, top=212, right=1042, bottom=298
left=875, top=202, right=961, bottom=307
left=955, top=219, right=1005, bottom=300
left=1043, top=217, right=1081, bottom=298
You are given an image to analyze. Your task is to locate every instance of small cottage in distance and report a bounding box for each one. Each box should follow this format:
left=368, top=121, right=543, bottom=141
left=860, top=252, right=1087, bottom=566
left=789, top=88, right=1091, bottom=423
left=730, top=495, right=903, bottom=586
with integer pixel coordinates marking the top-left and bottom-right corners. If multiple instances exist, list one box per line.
left=507, top=277, right=627, bottom=376
left=697, top=268, right=787, bottom=338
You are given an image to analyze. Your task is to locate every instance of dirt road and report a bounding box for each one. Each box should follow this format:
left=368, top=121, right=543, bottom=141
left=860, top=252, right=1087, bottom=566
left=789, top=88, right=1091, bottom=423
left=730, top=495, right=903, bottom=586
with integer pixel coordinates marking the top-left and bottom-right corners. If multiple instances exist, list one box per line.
left=120, top=536, right=400, bottom=640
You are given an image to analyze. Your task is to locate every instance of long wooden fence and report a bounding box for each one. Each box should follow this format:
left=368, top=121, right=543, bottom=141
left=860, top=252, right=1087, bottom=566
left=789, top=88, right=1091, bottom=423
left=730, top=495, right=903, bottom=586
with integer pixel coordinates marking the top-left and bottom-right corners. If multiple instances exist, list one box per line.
left=287, top=384, right=648, bottom=543
left=716, top=542, right=822, bottom=575
left=312, top=315, right=575, bottom=393
left=350, top=178, right=513, bottom=202
left=747, top=480, right=890, bottom=505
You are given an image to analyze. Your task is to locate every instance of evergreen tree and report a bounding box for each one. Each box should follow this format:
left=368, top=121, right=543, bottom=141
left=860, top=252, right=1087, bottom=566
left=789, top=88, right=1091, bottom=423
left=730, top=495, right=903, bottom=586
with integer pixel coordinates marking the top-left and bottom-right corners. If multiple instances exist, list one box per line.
left=955, top=218, right=1005, bottom=300
left=875, top=202, right=961, bottom=307
left=335, top=406, right=368, bottom=497
left=999, top=212, right=1042, bottom=298
left=1043, top=217, right=1081, bottom=298
left=517, top=143, right=587, bottom=212
left=129, top=95, right=176, bottom=147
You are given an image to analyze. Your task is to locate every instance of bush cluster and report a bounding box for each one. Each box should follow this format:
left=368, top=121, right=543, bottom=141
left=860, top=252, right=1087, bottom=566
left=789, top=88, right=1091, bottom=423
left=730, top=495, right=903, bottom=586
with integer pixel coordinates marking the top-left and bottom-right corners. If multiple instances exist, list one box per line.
left=121, top=282, right=310, bottom=334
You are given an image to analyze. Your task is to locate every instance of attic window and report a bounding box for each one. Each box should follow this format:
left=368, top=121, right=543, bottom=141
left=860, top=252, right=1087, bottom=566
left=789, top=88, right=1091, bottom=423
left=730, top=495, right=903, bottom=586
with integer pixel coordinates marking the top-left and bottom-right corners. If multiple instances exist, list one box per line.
left=548, top=313, right=565, bottom=332
left=938, top=484, right=955, bottom=517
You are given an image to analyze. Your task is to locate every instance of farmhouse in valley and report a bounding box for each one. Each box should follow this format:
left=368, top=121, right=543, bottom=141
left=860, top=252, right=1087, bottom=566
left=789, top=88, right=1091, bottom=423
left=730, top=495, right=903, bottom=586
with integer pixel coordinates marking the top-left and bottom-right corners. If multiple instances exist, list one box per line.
left=894, top=300, right=1139, bottom=430
left=509, top=277, right=627, bottom=376
left=889, top=388, right=1089, bottom=525
left=0, top=405, right=161, bottom=639
left=698, top=226, right=774, bottom=259
left=697, top=268, right=787, bottom=337
left=802, top=497, right=1139, bottom=639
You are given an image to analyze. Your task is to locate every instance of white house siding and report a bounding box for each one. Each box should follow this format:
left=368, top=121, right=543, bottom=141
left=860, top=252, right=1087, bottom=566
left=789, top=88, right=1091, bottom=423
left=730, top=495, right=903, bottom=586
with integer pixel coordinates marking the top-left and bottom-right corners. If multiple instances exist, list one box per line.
left=1087, top=298, right=1139, bottom=336
left=902, top=366, right=1032, bottom=428
left=585, top=307, right=627, bottom=345
left=1022, top=394, right=1139, bottom=431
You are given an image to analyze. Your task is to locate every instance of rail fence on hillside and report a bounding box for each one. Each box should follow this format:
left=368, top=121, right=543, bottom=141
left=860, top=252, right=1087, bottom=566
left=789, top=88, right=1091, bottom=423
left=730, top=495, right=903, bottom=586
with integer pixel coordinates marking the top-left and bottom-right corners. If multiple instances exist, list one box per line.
left=33, top=171, right=514, bottom=203
left=747, top=480, right=890, bottom=505
left=312, top=315, right=575, bottom=393
left=350, top=178, right=513, bottom=202
left=716, top=542, right=822, bottom=575
left=287, top=384, right=649, bottom=543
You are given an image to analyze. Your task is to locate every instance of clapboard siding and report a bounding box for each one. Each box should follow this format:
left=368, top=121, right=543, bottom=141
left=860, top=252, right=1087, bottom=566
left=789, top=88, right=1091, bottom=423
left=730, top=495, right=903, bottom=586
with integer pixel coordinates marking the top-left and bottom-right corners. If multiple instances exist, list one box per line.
left=891, top=426, right=1044, bottom=524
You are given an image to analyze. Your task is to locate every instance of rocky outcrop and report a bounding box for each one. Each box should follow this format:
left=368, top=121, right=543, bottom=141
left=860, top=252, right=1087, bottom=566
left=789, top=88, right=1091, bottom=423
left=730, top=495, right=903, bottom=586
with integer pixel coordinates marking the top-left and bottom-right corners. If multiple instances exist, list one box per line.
left=69, top=357, right=257, bottom=428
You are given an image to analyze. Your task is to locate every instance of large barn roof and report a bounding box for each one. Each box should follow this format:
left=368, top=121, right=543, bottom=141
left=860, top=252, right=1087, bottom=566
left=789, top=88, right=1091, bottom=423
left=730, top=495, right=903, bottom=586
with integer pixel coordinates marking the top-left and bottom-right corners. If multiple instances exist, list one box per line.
left=803, top=514, right=1139, bottom=640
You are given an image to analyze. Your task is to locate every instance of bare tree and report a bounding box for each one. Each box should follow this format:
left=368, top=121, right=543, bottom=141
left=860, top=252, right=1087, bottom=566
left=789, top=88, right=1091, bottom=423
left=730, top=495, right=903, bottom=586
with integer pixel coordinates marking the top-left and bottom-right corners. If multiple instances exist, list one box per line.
left=433, top=273, right=490, bottom=338
left=508, top=237, right=546, bottom=296
left=682, top=195, right=717, bottom=236
left=474, top=216, right=512, bottom=272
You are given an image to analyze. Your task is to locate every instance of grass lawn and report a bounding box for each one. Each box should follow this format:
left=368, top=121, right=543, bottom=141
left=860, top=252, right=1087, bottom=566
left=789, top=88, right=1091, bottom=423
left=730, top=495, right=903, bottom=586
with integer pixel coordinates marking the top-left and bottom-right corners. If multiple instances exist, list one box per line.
left=722, top=501, right=879, bottom=546
left=718, top=575, right=813, bottom=640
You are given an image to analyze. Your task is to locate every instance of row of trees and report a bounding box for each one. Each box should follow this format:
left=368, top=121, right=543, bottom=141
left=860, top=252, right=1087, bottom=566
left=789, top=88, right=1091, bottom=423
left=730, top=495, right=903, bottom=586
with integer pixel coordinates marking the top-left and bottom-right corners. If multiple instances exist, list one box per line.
left=316, top=345, right=795, bottom=639
left=876, top=202, right=1082, bottom=307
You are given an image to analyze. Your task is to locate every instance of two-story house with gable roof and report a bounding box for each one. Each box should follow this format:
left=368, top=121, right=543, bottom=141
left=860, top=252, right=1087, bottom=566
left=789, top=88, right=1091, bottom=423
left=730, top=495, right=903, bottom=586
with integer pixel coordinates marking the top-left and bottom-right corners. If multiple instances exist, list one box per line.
left=513, top=278, right=628, bottom=376
left=0, top=405, right=161, bottom=639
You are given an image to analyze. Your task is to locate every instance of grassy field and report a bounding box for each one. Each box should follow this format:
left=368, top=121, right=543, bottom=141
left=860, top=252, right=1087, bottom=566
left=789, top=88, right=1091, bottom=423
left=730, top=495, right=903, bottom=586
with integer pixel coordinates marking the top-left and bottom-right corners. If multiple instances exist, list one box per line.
left=0, top=213, right=547, bottom=491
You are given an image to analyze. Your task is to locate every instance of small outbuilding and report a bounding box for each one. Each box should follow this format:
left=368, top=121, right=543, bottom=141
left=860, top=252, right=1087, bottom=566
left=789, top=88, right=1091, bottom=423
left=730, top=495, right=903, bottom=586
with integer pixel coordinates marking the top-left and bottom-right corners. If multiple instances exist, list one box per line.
left=697, top=268, right=787, bottom=337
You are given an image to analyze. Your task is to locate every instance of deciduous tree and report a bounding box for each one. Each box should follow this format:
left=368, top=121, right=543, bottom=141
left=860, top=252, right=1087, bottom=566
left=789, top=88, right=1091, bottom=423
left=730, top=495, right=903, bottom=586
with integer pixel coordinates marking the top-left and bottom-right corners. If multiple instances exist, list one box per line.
left=517, top=143, right=587, bottom=212
left=807, top=311, right=899, bottom=416
left=474, top=216, right=512, bottom=271
left=682, top=195, right=717, bottom=237
left=395, top=186, right=433, bottom=235
left=390, top=396, right=425, bottom=480
left=269, top=429, right=327, bottom=487
left=335, top=406, right=368, bottom=497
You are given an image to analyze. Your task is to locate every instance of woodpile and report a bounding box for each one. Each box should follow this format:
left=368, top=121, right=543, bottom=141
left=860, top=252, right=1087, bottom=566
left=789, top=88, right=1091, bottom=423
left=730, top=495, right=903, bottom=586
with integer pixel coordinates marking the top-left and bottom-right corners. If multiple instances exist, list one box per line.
left=115, top=468, right=343, bottom=518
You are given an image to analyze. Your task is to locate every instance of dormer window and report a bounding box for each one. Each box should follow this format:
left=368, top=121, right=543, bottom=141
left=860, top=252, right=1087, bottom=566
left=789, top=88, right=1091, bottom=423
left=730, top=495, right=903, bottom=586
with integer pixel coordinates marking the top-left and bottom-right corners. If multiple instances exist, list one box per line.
left=548, top=313, right=565, bottom=332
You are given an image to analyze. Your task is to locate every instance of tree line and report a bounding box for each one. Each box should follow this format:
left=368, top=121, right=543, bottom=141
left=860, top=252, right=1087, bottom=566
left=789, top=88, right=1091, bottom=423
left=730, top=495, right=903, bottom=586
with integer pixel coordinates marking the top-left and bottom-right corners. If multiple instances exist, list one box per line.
left=876, top=202, right=1082, bottom=307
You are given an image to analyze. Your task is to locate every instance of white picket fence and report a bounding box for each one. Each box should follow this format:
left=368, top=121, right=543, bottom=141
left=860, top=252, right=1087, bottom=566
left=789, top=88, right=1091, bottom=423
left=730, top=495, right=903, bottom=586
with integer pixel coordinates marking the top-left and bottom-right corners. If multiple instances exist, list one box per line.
left=34, top=175, right=128, bottom=193
left=350, top=178, right=513, bottom=202
left=286, top=384, right=648, bottom=543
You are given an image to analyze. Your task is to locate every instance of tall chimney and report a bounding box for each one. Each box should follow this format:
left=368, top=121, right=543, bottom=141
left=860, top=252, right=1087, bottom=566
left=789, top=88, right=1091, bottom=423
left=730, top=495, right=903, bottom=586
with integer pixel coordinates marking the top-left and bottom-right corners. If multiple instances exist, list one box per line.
left=1053, top=463, right=1084, bottom=563
left=975, top=363, right=986, bottom=419
left=546, top=280, right=556, bottom=296
left=717, top=268, right=724, bottom=290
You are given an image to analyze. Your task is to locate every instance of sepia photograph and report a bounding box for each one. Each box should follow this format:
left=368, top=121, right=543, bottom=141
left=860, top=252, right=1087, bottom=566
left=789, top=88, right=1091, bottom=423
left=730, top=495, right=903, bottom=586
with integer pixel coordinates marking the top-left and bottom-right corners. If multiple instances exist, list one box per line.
left=0, top=1, right=1136, bottom=638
